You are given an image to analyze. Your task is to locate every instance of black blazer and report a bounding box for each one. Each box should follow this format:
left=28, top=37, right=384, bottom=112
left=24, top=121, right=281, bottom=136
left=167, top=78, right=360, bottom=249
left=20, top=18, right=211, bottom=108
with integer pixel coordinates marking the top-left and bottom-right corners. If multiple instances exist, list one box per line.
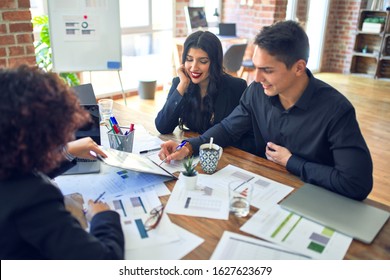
left=155, top=74, right=247, bottom=134
left=0, top=172, right=124, bottom=259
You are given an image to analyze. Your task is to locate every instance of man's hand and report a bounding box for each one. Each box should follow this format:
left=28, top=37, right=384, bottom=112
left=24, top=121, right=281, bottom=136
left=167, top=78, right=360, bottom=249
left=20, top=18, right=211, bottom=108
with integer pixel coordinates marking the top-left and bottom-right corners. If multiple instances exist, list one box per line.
left=265, top=142, right=292, bottom=167
left=159, top=140, right=189, bottom=164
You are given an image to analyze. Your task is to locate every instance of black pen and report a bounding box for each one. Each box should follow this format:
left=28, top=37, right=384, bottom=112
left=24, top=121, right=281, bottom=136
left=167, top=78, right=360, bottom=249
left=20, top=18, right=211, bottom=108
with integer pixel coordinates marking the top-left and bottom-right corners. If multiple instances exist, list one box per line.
left=140, top=147, right=160, bottom=154
left=94, top=191, right=106, bottom=203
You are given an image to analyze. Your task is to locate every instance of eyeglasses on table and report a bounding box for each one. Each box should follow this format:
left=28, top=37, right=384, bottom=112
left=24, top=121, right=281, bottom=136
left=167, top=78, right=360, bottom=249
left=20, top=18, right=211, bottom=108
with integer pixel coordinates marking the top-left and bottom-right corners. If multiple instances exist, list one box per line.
left=144, top=204, right=165, bottom=231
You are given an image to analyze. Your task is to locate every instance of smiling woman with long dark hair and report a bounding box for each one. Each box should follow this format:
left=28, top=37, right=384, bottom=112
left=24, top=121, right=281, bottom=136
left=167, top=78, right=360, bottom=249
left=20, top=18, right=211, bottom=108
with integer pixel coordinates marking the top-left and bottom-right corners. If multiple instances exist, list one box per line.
left=155, top=31, right=254, bottom=153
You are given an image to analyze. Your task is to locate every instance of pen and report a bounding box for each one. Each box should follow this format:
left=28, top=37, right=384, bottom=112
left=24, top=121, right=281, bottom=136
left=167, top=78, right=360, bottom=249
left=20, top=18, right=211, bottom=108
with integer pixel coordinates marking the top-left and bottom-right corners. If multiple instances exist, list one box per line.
left=94, top=191, right=106, bottom=203
left=159, top=140, right=187, bottom=166
left=110, top=116, right=123, bottom=134
left=140, top=147, right=160, bottom=154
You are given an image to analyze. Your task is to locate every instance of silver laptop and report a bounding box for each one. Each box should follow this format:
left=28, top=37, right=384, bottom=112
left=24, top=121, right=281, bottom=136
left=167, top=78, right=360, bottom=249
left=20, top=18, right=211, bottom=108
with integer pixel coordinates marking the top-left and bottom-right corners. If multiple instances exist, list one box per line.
left=63, top=84, right=101, bottom=175
left=280, top=183, right=390, bottom=244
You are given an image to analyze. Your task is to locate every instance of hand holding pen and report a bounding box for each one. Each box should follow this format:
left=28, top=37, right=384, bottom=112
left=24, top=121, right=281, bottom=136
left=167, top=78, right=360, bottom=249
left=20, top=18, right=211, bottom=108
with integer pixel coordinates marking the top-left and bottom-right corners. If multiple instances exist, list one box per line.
left=85, top=192, right=109, bottom=221
left=159, top=140, right=188, bottom=165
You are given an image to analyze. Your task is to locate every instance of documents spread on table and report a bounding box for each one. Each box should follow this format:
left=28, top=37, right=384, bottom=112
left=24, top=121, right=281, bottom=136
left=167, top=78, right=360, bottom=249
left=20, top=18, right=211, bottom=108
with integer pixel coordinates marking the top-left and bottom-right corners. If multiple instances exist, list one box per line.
left=57, top=122, right=356, bottom=260
left=105, top=191, right=179, bottom=250
left=240, top=205, right=352, bottom=259
left=165, top=164, right=293, bottom=220
left=125, top=224, right=204, bottom=260
left=55, top=163, right=170, bottom=200
left=166, top=172, right=230, bottom=220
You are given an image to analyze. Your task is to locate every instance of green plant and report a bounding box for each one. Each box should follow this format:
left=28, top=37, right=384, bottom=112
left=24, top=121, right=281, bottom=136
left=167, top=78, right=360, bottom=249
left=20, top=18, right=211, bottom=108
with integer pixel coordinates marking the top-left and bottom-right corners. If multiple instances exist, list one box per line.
left=32, top=15, right=80, bottom=86
left=183, top=156, right=197, bottom=177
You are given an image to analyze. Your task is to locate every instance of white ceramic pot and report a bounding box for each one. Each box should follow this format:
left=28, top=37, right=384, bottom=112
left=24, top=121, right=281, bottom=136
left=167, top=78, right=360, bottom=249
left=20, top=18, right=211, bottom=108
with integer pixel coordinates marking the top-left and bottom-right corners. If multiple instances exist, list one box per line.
left=179, top=172, right=199, bottom=190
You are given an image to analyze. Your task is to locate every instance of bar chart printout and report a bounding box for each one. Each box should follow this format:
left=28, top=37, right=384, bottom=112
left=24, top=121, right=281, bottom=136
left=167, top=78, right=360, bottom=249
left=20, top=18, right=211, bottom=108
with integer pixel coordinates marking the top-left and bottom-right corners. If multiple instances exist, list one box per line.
left=211, top=231, right=311, bottom=260
left=107, top=191, right=180, bottom=250
left=240, top=205, right=352, bottom=259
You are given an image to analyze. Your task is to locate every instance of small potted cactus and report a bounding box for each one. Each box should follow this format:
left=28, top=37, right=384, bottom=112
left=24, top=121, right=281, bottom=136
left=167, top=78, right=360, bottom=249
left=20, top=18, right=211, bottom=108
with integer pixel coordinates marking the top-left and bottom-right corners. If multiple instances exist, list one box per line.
left=180, top=156, right=199, bottom=189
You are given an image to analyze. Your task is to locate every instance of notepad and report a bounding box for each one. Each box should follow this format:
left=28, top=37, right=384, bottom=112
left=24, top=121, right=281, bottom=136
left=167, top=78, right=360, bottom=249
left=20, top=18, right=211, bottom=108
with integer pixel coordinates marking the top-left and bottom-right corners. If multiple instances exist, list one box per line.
left=280, top=183, right=390, bottom=244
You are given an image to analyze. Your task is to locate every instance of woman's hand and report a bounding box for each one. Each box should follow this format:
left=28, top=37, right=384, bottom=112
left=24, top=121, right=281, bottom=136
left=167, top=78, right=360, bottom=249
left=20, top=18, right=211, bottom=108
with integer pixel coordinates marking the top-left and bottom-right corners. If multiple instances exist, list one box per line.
left=176, top=64, right=190, bottom=95
left=85, top=200, right=111, bottom=222
left=66, top=137, right=107, bottom=160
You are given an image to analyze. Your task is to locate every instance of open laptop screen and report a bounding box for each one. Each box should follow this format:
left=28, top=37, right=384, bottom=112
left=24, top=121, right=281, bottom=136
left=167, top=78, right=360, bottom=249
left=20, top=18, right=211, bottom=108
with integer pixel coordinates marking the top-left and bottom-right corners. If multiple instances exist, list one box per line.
left=76, top=105, right=101, bottom=145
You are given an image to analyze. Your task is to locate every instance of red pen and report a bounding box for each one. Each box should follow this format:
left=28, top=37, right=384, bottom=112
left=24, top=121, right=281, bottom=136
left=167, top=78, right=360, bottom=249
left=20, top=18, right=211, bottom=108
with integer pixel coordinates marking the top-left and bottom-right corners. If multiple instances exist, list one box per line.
left=129, top=123, right=134, bottom=132
left=113, top=125, right=122, bottom=135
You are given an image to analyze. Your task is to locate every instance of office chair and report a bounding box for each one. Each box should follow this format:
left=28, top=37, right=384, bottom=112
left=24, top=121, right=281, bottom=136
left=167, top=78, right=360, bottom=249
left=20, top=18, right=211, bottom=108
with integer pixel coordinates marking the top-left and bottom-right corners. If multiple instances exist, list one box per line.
left=223, top=43, right=248, bottom=77
left=239, top=59, right=256, bottom=83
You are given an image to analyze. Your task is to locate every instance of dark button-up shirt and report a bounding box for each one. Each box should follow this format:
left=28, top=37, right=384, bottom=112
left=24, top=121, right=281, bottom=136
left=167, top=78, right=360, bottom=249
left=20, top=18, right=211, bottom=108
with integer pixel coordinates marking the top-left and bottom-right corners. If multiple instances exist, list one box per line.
left=188, top=69, right=373, bottom=200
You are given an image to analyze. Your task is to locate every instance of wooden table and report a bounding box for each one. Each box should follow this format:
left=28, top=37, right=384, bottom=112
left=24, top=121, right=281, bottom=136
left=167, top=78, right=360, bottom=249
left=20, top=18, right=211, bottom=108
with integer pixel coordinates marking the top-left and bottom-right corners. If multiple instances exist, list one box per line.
left=112, top=102, right=390, bottom=260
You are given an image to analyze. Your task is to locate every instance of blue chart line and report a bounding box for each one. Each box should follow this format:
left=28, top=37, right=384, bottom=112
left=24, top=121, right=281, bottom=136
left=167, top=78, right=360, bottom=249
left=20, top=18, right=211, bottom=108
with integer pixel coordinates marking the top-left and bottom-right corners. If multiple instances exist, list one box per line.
left=113, top=199, right=127, bottom=217
left=135, top=219, right=148, bottom=239
left=130, top=197, right=147, bottom=213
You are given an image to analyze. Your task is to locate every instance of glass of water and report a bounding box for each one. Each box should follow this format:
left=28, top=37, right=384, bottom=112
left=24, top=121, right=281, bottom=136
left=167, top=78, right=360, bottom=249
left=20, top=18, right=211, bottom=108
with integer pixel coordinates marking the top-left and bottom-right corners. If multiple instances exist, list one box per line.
left=98, top=99, right=113, bottom=123
left=229, top=181, right=253, bottom=217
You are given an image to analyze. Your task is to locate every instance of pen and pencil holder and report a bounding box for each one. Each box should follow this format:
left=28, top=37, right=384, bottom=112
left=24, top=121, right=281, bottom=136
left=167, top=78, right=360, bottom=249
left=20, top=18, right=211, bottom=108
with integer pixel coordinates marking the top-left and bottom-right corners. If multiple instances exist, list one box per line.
left=107, top=126, right=135, bottom=152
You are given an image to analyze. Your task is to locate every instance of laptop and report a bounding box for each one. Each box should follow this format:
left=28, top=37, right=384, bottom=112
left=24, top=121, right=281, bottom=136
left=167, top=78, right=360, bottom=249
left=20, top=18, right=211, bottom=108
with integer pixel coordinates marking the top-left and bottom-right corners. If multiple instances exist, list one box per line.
left=280, top=183, right=390, bottom=244
left=218, top=23, right=236, bottom=37
left=72, top=83, right=97, bottom=105
left=63, top=85, right=101, bottom=175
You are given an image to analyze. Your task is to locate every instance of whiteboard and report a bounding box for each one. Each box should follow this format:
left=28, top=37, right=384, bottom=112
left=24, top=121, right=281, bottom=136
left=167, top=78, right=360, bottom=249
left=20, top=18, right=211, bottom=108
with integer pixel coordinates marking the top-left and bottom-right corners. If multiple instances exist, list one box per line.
left=48, top=0, right=122, bottom=72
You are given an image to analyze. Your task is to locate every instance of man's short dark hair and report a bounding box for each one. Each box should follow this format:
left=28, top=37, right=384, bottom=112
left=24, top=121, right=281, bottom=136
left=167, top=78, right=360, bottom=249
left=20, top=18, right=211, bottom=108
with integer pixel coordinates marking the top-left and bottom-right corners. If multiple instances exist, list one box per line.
left=254, top=20, right=310, bottom=68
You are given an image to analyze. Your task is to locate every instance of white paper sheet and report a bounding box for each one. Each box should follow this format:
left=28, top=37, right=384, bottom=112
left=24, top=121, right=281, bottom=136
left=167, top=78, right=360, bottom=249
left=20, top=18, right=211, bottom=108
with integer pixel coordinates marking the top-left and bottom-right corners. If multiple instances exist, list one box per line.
left=105, top=191, right=180, bottom=250
left=211, top=231, right=311, bottom=260
left=55, top=163, right=170, bottom=200
left=125, top=224, right=204, bottom=260
left=165, top=173, right=230, bottom=220
left=240, top=205, right=353, bottom=260
left=213, top=164, right=293, bottom=210
left=147, top=152, right=200, bottom=174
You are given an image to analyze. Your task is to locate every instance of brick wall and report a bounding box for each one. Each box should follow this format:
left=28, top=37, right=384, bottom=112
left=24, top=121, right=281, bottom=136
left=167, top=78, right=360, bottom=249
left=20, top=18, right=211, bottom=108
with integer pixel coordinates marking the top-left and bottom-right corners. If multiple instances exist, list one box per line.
left=321, top=0, right=367, bottom=73
left=221, top=0, right=288, bottom=60
left=175, top=0, right=191, bottom=37
left=0, top=0, right=36, bottom=68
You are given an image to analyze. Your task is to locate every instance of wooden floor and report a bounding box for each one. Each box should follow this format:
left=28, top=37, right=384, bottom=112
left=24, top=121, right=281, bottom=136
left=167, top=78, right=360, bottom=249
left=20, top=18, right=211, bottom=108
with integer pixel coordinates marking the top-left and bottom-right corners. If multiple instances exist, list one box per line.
left=117, top=73, right=390, bottom=207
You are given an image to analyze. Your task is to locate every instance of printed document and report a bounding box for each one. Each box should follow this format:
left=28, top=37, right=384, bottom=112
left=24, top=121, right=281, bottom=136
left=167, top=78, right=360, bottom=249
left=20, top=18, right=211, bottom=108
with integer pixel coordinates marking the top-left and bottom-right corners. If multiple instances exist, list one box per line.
left=106, top=191, right=180, bottom=250
left=211, top=231, right=310, bottom=260
left=240, top=205, right=352, bottom=259
left=217, top=165, right=293, bottom=210
left=166, top=173, right=230, bottom=220
left=55, top=163, right=170, bottom=200
left=125, top=224, right=204, bottom=260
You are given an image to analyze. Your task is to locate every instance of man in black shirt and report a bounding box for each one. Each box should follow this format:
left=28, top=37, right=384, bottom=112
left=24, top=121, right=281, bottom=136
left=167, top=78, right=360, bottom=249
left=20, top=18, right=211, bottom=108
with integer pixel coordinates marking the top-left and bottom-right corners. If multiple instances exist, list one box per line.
left=159, top=20, right=373, bottom=201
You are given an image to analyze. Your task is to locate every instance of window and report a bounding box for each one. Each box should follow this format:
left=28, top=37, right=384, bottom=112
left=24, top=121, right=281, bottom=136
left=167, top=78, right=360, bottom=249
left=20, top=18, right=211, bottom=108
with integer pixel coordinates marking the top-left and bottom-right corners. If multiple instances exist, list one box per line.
left=286, top=0, right=330, bottom=72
